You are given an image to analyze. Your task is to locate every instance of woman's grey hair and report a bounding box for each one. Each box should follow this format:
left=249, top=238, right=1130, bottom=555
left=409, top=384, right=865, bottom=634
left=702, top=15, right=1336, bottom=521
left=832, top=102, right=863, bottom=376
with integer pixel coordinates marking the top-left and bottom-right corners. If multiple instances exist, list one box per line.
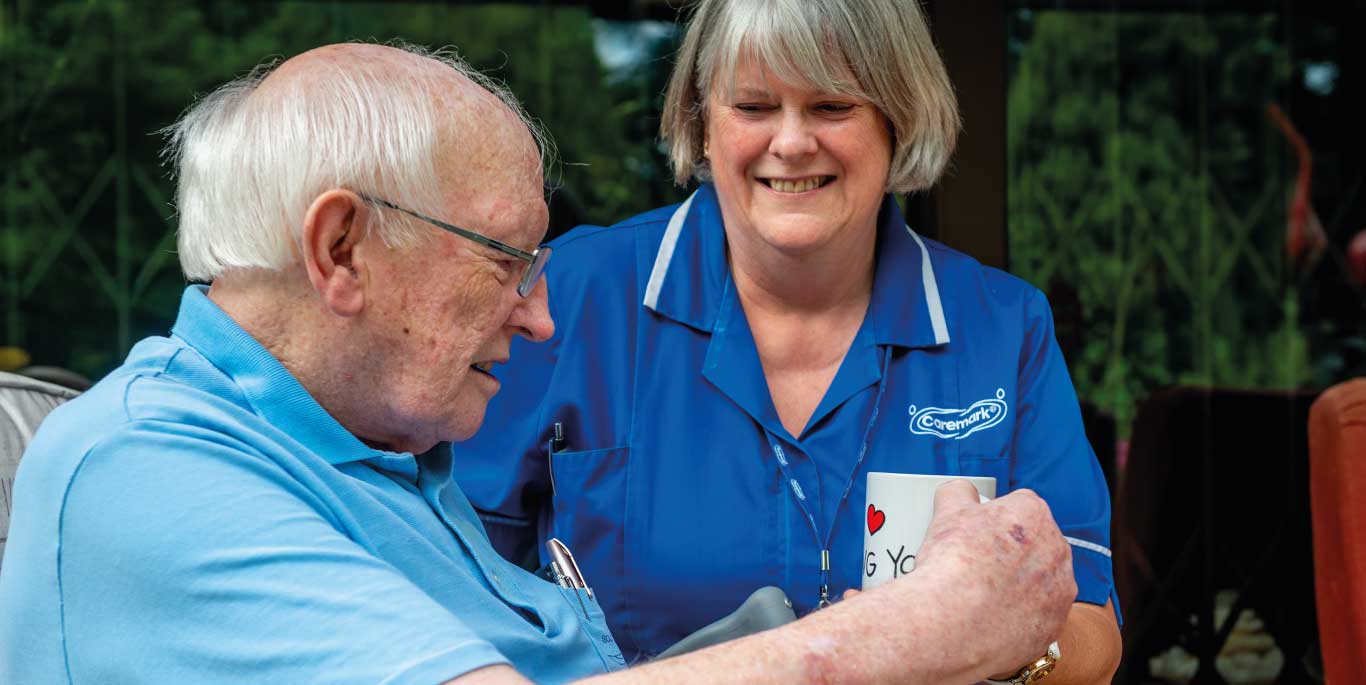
left=660, top=0, right=959, bottom=193
left=162, top=43, right=552, bottom=283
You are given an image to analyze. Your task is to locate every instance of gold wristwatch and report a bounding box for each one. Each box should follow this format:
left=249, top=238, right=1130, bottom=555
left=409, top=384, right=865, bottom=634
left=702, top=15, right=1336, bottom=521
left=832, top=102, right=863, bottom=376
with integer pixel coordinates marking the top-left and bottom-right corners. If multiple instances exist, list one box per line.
left=984, top=641, right=1060, bottom=684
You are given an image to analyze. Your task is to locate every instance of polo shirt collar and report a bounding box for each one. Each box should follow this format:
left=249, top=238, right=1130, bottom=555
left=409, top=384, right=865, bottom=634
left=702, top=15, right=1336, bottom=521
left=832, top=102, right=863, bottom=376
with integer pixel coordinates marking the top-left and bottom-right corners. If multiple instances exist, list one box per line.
left=641, top=184, right=952, bottom=349
left=170, top=285, right=404, bottom=466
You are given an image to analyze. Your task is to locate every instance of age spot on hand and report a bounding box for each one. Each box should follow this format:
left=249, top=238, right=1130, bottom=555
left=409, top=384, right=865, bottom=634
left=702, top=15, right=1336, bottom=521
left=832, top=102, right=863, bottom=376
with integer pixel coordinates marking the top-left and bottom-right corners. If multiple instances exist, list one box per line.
left=1009, top=524, right=1027, bottom=545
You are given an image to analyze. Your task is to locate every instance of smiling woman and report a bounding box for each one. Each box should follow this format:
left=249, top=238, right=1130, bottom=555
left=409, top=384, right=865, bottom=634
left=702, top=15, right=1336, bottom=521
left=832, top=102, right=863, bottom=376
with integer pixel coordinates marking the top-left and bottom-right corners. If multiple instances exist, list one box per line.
left=661, top=0, right=958, bottom=194
left=457, top=0, right=1122, bottom=682
left=703, top=57, right=891, bottom=286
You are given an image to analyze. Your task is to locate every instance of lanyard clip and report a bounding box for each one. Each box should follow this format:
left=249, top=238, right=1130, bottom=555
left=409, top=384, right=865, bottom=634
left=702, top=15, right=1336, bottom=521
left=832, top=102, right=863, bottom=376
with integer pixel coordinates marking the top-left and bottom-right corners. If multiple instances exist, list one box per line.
left=818, top=549, right=832, bottom=608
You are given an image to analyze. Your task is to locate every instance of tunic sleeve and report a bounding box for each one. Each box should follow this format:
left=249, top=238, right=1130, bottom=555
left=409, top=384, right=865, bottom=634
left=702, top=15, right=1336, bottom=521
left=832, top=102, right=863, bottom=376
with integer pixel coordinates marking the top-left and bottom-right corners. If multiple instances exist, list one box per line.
left=1011, top=288, right=1122, bottom=623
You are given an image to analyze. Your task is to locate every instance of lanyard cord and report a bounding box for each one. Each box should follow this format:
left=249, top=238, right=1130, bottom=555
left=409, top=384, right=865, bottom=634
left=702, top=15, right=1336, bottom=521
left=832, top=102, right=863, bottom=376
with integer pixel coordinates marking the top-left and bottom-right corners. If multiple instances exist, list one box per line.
left=763, top=345, right=892, bottom=609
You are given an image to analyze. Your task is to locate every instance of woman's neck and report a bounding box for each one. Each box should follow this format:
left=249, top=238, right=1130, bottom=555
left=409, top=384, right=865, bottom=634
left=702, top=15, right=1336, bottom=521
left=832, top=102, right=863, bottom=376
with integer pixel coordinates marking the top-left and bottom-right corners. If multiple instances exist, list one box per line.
left=726, top=224, right=878, bottom=437
left=726, top=225, right=876, bottom=319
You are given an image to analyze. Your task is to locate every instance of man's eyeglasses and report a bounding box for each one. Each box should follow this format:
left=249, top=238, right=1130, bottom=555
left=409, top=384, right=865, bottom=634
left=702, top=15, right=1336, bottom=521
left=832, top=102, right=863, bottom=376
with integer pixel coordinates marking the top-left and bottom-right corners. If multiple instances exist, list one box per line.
left=358, top=193, right=551, bottom=298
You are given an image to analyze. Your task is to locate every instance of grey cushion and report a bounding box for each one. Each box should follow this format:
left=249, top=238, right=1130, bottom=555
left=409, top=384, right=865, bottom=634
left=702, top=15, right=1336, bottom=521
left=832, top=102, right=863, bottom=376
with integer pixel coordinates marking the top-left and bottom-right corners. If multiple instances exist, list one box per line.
left=1, top=372, right=79, bottom=568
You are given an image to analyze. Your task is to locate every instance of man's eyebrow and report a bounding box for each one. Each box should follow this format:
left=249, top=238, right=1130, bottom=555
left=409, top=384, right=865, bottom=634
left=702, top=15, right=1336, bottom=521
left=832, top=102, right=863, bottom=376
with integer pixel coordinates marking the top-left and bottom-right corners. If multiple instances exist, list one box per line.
left=475, top=241, right=532, bottom=259
left=501, top=234, right=542, bottom=256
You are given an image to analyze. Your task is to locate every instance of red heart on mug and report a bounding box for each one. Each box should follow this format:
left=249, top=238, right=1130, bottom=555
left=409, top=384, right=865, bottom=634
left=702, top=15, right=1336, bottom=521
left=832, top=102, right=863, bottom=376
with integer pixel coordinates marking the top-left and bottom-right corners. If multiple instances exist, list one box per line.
left=867, top=504, right=886, bottom=535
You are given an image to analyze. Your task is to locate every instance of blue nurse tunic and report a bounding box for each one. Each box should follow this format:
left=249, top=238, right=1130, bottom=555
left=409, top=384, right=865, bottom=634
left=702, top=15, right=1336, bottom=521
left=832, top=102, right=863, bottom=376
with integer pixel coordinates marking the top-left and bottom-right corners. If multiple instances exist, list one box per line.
left=457, top=183, right=1118, bottom=663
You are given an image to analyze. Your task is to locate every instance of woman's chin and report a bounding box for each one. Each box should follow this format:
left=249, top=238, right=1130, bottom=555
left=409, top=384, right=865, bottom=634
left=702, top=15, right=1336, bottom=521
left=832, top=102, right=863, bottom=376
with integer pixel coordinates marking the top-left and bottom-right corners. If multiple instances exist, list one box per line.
left=751, top=223, right=854, bottom=257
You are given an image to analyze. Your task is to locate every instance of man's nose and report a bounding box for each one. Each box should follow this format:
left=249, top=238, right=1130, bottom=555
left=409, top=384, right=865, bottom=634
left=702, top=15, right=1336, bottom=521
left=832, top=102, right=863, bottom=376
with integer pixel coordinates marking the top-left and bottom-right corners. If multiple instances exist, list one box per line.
left=510, top=276, right=555, bottom=343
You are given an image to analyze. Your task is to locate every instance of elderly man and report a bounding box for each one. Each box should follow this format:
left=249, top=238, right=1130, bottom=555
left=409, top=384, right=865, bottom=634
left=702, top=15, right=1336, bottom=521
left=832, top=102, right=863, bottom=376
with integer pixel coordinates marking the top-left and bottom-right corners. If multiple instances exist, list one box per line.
left=0, top=44, right=1075, bottom=684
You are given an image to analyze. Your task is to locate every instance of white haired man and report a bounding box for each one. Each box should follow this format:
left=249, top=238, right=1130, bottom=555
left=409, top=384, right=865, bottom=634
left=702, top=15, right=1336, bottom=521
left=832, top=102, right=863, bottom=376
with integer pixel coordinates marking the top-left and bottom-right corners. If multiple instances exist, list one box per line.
left=0, top=44, right=1076, bottom=684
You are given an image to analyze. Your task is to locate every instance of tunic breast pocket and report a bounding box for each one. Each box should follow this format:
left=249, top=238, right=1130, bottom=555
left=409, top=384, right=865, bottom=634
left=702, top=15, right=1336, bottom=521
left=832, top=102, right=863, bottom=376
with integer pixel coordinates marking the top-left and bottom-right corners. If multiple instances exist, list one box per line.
left=958, top=449, right=1012, bottom=493
left=550, top=446, right=630, bottom=544
left=548, top=446, right=630, bottom=646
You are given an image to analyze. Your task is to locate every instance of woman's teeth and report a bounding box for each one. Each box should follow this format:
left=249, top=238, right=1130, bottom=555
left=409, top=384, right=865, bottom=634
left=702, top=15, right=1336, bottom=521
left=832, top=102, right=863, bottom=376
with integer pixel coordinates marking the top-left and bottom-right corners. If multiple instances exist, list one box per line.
left=766, top=177, right=828, bottom=193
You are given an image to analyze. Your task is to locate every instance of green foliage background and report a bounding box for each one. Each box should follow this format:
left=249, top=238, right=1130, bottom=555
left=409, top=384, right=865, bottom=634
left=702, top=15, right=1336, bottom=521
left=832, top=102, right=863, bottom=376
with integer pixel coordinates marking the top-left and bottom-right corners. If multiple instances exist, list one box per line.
left=4, top=2, right=1358, bottom=428
left=1, top=0, right=684, bottom=377
left=1007, top=10, right=1321, bottom=431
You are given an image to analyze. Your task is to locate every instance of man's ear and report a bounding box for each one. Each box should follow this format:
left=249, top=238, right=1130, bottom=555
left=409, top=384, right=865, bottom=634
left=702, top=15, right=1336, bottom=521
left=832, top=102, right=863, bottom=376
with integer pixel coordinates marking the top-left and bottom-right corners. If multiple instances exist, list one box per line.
left=301, top=190, right=368, bottom=317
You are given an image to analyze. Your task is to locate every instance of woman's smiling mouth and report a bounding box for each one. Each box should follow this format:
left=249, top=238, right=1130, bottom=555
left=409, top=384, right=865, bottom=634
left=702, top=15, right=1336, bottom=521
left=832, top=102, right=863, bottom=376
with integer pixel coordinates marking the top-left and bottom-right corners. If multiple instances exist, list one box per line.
left=760, top=176, right=835, bottom=193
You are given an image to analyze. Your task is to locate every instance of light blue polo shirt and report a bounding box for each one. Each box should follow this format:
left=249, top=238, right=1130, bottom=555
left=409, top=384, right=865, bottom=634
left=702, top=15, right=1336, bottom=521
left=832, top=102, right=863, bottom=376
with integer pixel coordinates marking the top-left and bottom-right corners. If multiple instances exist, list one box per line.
left=458, top=183, right=1119, bottom=662
left=0, top=286, right=623, bottom=685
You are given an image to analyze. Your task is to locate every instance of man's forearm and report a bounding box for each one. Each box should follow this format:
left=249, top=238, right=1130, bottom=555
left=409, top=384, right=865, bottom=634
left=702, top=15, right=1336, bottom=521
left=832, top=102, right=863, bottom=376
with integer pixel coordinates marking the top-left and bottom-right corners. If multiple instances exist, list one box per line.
left=579, top=486, right=1076, bottom=685
left=451, top=593, right=1095, bottom=685
left=452, top=486, right=1077, bottom=685
left=575, top=577, right=982, bottom=685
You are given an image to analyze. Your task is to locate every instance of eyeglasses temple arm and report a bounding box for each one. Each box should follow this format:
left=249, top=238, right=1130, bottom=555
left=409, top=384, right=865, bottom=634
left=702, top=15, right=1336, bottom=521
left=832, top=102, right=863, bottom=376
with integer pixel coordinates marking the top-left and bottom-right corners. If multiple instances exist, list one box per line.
left=357, top=193, right=537, bottom=261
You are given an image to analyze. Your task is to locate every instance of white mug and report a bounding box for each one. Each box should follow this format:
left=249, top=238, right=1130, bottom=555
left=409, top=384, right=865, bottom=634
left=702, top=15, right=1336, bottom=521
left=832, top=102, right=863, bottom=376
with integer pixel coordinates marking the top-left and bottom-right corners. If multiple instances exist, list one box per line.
left=861, top=472, right=996, bottom=590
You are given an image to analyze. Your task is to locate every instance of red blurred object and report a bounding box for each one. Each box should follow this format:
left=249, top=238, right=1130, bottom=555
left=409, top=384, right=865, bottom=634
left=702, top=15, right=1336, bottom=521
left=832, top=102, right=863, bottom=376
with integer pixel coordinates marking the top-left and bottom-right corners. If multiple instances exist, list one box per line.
left=1347, top=230, right=1366, bottom=288
left=1268, top=103, right=1327, bottom=274
left=1308, top=379, right=1366, bottom=684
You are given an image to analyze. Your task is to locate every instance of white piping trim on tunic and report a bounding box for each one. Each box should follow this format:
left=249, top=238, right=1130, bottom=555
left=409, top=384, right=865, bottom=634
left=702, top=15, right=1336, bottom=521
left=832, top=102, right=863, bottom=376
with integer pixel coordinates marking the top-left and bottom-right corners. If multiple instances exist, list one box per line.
left=643, top=191, right=698, bottom=310
left=644, top=197, right=949, bottom=348
left=904, top=226, right=951, bottom=345
left=1065, top=536, right=1112, bottom=558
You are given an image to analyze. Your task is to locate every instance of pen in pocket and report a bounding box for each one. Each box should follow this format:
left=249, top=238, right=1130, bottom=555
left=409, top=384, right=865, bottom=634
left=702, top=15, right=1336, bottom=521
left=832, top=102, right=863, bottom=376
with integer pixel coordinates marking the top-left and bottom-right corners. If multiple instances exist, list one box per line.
left=547, top=537, right=591, bottom=618
left=548, top=421, right=566, bottom=497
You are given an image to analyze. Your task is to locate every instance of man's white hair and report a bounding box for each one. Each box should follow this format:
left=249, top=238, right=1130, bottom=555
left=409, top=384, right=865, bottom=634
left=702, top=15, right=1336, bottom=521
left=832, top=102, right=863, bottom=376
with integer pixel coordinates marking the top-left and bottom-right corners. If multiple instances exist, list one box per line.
left=162, top=43, right=552, bottom=282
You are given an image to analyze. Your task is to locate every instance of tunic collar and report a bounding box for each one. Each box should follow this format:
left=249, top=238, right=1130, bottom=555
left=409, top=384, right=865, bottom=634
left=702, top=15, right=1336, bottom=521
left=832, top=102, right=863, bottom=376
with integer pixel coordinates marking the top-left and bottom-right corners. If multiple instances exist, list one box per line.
left=641, top=183, right=952, bottom=349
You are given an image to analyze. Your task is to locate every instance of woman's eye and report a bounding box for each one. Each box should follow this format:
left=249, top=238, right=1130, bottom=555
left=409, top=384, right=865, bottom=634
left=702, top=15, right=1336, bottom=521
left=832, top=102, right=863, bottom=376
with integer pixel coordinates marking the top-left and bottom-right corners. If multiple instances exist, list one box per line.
left=816, top=103, right=855, bottom=114
left=734, top=103, right=773, bottom=113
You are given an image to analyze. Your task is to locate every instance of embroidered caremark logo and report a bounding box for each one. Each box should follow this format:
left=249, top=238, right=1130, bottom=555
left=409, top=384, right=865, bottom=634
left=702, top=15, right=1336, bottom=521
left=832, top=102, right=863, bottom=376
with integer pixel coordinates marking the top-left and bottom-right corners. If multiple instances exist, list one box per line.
left=907, top=389, right=1009, bottom=439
